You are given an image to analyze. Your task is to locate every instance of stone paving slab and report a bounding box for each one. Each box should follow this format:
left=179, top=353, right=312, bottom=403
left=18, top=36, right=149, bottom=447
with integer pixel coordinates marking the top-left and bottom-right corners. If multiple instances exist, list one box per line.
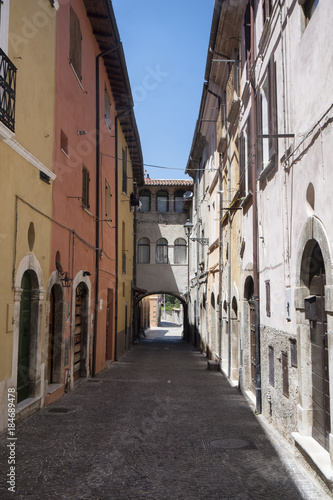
left=0, top=323, right=331, bottom=499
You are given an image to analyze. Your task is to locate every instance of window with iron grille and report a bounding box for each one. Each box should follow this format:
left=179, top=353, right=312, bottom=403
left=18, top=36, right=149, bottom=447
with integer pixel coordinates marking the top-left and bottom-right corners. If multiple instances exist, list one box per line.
left=70, top=6, right=82, bottom=80
left=0, top=48, right=17, bottom=132
left=82, top=165, right=90, bottom=209
left=122, top=148, right=127, bottom=195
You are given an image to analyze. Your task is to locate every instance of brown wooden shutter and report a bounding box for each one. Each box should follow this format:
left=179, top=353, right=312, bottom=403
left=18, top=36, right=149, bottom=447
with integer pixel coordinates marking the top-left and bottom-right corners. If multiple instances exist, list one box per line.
left=70, top=7, right=82, bottom=80
left=265, top=280, right=271, bottom=317
left=82, top=166, right=90, bottom=209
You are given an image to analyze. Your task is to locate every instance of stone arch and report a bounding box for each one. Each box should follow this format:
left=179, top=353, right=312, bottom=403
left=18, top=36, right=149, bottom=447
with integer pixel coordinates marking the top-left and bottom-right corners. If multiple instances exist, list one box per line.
left=13, top=254, right=45, bottom=405
left=294, top=217, right=333, bottom=455
left=241, top=271, right=255, bottom=395
left=44, top=271, right=66, bottom=388
left=70, top=272, right=92, bottom=388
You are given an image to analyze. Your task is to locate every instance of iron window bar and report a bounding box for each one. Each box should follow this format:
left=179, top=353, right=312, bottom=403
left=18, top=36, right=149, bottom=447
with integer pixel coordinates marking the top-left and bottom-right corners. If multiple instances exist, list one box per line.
left=0, top=48, right=17, bottom=132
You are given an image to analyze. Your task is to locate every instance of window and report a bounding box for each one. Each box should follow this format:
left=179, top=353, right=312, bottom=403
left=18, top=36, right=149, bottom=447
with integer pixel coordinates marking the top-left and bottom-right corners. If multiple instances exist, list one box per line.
left=211, top=201, right=216, bottom=242
left=139, top=189, right=150, bottom=212
left=70, top=6, right=82, bottom=80
left=244, top=2, right=251, bottom=79
left=82, top=165, right=90, bottom=209
left=302, top=0, right=319, bottom=27
left=269, top=346, right=274, bottom=386
left=262, top=0, right=272, bottom=23
left=122, top=148, right=127, bottom=194
left=265, top=280, right=271, bottom=317
left=156, top=238, right=168, bottom=264
left=104, top=87, right=111, bottom=131
left=174, top=190, right=185, bottom=212
left=122, top=222, right=126, bottom=274
left=105, top=180, right=112, bottom=223
left=239, top=123, right=252, bottom=197
left=156, top=190, right=168, bottom=212
left=174, top=238, right=187, bottom=264
left=138, top=238, right=150, bottom=264
left=60, top=129, right=68, bottom=156
left=258, top=57, right=278, bottom=172
left=282, top=351, right=289, bottom=397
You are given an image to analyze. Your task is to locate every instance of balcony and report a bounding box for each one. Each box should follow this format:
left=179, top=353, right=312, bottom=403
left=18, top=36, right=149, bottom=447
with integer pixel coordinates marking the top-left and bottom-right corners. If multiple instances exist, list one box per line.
left=0, top=48, right=17, bottom=133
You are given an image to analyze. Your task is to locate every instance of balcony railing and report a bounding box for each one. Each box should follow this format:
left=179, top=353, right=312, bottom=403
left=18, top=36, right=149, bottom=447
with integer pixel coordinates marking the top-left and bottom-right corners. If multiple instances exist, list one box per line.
left=0, top=48, right=17, bottom=132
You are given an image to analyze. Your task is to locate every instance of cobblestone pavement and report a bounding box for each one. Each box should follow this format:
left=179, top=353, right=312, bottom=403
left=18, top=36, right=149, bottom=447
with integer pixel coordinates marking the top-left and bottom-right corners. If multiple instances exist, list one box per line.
left=0, top=323, right=331, bottom=499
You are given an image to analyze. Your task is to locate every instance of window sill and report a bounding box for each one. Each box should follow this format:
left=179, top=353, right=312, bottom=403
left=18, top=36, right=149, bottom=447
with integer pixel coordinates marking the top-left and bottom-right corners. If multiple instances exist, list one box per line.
left=60, top=148, right=69, bottom=159
left=258, top=155, right=277, bottom=183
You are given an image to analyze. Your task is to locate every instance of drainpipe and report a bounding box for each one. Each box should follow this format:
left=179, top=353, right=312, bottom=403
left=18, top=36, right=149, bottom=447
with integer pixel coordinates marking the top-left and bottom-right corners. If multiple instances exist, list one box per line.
left=196, top=175, right=200, bottom=348
left=227, top=119, right=232, bottom=380
left=218, top=152, right=223, bottom=368
left=93, top=42, right=120, bottom=376
left=250, top=0, right=261, bottom=414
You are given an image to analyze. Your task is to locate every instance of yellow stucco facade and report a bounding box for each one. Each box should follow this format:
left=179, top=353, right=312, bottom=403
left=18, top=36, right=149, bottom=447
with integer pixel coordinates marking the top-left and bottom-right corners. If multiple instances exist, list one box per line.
left=116, top=125, right=136, bottom=358
left=0, top=0, right=56, bottom=430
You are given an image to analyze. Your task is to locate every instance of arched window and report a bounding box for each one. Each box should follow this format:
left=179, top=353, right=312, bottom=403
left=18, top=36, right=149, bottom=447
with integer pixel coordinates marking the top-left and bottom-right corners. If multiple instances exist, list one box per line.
left=174, top=238, right=187, bottom=264
left=156, top=190, right=168, bottom=212
left=156, top=238, right=168, bottom=264
left=174, top=190, right=185, bottom=212
left=138, top=238, right=150, bottom=263
left=139, top=189, right=151, bottom=212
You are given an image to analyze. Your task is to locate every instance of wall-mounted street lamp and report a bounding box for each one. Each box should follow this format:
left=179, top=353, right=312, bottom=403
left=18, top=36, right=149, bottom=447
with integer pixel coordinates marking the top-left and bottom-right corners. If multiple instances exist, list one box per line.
left=183, top=219, right=209, bottom=246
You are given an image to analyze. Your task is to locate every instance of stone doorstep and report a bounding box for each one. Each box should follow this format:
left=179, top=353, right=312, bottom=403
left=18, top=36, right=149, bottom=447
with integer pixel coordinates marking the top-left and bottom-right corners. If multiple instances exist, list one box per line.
left=15, top=396, right=43, bottom=424
left=207, top=360, right=220, bottom=371
left=292, top=432, right=333, bottom=491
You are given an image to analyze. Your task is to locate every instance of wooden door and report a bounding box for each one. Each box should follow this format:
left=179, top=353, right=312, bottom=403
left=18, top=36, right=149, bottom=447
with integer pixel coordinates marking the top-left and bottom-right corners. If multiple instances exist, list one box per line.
left=17, top=273, right=32, bottom=403
left=48, top=288, right=55, bottom=383
left=250, top=302, right=256, bottom=395
left=310, top=244, right=330, bottom=451
left=74, top=292, right=83, bottom=381
left=106, top=288, right=114, bottom=361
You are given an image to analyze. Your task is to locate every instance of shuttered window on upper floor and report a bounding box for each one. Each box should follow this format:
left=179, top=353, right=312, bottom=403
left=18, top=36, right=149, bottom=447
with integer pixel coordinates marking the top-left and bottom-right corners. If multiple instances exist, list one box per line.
left=70, top=6, right=82, bottom=80
left=82, top=165, right=90, bottom=209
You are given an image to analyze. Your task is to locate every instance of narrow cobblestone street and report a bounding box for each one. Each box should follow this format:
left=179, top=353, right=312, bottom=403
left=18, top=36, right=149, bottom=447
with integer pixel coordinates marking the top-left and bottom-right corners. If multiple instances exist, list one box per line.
left=0, top=323, right=331, bottom=500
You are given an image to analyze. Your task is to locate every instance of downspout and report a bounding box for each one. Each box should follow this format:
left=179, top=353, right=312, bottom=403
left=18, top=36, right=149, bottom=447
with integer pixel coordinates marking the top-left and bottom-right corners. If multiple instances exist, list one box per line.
left=218, top=151, right=223, bottom=368
left=227, top=119, right=232, bottom=380
left=93, top=42, right=120, bottom=376
left=250, top=0, right=261, bottom=413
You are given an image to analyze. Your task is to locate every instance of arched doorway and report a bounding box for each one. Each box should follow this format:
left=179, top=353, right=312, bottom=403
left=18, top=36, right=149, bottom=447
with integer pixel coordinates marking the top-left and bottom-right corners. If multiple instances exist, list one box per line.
left=304, top=241, right=330, bottom=450
left=47, top=283, right=64, bottom=384
left=17, top=272, right=32, bottom=403
left=74, top=282, right=89, bottom=381
left=231, top=296, right=239, bottom=381
left=244, top=275, right=255, bottom=395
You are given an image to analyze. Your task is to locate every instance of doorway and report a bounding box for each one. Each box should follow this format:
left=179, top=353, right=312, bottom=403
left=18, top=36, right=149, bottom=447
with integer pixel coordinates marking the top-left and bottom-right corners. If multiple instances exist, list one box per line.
left=17, top=272, right=32, bottom=403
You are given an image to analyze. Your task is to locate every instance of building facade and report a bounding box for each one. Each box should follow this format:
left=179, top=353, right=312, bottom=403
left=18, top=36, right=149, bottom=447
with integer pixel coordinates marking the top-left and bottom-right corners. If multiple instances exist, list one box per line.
left=186, top=0, right=333, bottom=486
left=0, top=0, right=57, bottom=430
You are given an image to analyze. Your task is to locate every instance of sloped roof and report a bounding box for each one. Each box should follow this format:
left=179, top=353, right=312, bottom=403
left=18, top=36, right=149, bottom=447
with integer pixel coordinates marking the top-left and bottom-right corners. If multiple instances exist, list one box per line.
left=83, top=0, right=144, bottom=185
left=143, top=179, right=193, bottom=187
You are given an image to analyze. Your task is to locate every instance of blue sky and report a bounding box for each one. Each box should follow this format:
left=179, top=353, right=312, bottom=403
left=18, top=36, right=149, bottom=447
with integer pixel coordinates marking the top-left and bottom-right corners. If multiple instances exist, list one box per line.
left=112, top=0, right=214, bottom=180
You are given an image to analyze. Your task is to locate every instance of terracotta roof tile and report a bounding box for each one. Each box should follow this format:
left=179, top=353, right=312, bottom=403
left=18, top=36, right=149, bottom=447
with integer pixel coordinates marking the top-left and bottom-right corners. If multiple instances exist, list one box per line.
left=144, top=178, right=193, bottom=186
